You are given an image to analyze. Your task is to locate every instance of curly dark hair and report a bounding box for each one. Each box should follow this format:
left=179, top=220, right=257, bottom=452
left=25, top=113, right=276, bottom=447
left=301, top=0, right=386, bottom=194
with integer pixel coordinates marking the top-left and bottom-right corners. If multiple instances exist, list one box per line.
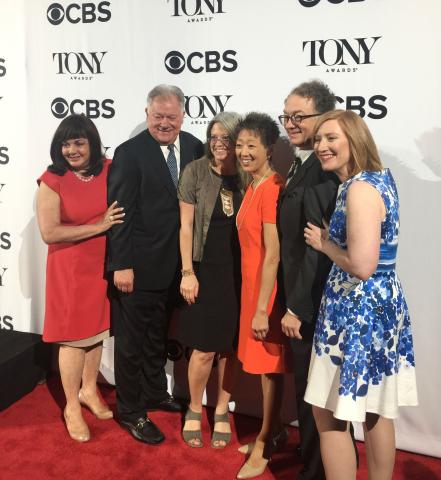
left=288, top=79, right=336, bottom=114
left=234, top=112, right=280, bottom=147
left=48, top=114, right=105, bottom=176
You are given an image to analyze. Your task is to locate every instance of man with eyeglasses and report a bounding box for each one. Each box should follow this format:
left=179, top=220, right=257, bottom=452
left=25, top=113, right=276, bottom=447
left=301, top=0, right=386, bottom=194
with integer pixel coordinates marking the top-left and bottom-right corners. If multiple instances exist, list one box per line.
left=277, top=80, right=340, bottom=480
left=107, top=84, right=204, bottom=445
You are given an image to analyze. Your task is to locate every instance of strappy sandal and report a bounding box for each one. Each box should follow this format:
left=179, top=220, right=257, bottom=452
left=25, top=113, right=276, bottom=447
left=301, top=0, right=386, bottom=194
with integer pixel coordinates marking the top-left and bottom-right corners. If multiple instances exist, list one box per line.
left=182, top=408, right=203, bottom=448
left=211, top=411, right=231, bottom=449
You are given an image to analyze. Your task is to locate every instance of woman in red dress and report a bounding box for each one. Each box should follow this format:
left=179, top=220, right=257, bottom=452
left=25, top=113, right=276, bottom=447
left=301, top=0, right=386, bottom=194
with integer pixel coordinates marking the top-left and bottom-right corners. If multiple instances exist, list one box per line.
left=37, top=114, right=124, bottom=442
left=235, top=113, right=291, bottom=479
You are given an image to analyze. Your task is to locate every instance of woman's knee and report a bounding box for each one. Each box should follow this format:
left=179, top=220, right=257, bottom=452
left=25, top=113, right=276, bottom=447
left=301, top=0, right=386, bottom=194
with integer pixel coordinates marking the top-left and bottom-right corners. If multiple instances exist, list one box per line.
left=313, top=406, right=348, bottom=433
left=364, top=413, right=394, bottom=433
left=192, top=350, right=216, bottom=363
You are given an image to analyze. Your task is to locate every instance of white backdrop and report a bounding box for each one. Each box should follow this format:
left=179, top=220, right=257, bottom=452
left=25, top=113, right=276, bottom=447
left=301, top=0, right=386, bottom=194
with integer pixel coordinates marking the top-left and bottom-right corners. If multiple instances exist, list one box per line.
left=1, top=0, right=440, bottom=458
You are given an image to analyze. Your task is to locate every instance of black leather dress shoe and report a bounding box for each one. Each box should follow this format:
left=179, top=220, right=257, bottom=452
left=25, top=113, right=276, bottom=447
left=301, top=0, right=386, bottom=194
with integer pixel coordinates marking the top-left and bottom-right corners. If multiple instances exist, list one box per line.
left=119, top=416, right=165, bottom=445
left=146, top=395, right=183, bottom=413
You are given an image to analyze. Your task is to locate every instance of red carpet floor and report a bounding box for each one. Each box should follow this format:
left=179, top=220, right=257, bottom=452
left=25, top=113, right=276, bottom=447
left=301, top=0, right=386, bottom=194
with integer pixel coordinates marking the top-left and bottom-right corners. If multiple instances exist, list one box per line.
left=0, top=377, right=440, bottom=480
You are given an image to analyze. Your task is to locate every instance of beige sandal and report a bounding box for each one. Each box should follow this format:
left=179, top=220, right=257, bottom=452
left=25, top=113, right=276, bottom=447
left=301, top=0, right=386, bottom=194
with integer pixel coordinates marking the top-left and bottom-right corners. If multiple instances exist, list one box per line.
left=211, top=411, right=231, bottom=449
left=182, top=408, right=203, bottom=448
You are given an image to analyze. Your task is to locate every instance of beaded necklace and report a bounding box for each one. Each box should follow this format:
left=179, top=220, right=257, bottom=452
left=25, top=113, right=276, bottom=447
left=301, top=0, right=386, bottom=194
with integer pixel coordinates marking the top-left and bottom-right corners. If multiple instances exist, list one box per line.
left=73, top=170, right=94, bottom=182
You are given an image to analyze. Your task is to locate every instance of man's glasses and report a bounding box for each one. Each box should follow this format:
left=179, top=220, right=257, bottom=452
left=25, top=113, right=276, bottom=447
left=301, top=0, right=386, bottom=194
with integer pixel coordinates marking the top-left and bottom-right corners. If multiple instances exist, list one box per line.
left=278, top=113, right=321, bottom=125
left=208, top=135, right=231, bottom=145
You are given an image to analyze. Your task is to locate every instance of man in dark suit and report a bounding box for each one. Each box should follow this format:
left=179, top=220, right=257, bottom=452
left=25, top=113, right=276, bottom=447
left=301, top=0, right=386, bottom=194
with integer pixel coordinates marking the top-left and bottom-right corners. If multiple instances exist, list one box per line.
left=107, top=84, right=204, bottom=444
left=277, top=80, right=340, bottom=479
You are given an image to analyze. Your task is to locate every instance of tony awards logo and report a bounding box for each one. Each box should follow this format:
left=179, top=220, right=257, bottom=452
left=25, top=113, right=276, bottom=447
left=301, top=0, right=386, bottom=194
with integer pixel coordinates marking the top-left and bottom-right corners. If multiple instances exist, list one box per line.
left=303, top=36, right=381, bottom=73
left=169, top=0, right=225, bottom=22
left=52, top=51, right=107, bottom=80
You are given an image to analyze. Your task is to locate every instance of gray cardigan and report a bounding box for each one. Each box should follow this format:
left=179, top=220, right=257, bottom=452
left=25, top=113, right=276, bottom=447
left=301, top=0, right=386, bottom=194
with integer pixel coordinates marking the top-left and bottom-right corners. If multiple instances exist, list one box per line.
left=178, top=156, right=243, bottom=262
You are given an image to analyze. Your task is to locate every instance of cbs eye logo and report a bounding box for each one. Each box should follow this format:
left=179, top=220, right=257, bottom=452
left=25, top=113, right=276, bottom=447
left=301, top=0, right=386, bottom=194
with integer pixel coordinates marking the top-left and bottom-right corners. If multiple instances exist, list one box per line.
left=299, top=0, right=364, bottom=6
left=47, top=1, right=111, bottom=25
left=164, top=50, right=237, bottom=74
left=51, top=97, right=115, bottom=119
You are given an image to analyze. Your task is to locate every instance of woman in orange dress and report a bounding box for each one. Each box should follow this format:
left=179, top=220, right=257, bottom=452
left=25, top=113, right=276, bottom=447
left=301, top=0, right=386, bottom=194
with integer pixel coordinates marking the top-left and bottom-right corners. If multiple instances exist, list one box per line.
left=235, top=113, right=291, bottom=479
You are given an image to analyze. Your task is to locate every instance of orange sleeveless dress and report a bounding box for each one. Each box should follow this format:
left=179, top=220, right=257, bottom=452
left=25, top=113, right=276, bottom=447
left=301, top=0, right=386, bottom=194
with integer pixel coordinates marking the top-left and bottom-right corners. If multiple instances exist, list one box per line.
left=236, top=173, right=291, bottom=374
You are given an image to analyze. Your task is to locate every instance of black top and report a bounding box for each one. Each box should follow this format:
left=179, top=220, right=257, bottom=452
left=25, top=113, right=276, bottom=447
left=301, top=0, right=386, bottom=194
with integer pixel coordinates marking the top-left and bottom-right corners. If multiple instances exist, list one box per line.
left=176, top=172, right=242, bottom=352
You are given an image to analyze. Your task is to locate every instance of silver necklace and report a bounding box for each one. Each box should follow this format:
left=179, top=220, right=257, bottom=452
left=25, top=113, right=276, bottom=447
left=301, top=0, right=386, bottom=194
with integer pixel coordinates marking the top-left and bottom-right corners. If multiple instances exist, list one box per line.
left=236, top=168, right=273, bottom=230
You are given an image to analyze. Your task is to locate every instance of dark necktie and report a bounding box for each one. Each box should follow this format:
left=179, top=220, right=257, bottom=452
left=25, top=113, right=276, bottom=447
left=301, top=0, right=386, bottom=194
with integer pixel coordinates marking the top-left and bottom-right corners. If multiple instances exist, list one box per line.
left=285, top=156, right=301, bottom=185
left=166, top=144, right=178, bottom=187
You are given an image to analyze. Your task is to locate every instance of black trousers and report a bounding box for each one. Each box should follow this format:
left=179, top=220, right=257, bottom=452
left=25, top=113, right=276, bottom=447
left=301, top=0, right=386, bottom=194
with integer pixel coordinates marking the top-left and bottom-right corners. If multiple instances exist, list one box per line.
left=113, top=288, right=169, bottom=421
left=292, top=324, right=326, bottom=480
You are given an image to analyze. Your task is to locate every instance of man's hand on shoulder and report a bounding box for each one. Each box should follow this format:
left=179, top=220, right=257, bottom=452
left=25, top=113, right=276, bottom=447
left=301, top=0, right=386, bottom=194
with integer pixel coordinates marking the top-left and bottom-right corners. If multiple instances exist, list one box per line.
left=281, top=310, right=303, bottom=340
left=114, top=269, right=134, bottom=293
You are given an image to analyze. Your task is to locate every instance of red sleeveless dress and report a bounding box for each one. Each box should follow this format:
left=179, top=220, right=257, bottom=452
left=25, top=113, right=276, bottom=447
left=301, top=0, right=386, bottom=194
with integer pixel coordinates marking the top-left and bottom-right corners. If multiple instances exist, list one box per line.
left=38, top=160, right=111, bottom=342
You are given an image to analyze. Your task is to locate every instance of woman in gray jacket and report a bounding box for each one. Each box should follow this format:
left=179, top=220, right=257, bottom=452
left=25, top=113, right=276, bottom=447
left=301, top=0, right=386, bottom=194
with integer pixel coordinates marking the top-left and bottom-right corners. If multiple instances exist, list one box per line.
left=177, top=112, right=244, bottom=449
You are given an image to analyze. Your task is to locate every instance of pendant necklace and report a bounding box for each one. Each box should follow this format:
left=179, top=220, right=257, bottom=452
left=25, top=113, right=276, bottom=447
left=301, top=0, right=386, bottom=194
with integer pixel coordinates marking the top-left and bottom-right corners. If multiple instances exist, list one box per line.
left=210, top=163, right=237, bottom=218
left=220, top=187, right=234, bottom=217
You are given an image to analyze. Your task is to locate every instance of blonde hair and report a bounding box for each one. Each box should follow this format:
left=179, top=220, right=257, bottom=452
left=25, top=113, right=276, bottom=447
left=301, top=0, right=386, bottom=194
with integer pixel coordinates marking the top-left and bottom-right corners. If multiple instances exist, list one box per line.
left=313, top=110, right=383, bottom=177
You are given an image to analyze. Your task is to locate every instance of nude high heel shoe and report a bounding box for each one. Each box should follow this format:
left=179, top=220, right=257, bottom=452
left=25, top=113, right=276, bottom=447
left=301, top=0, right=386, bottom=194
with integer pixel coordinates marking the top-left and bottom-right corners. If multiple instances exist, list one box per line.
left=236, top=458, right=269, bottom=479
left=238, top=427, right=289, bottom=454
left=63, top=408, right=90, bottom=442
left=79, top=390, right=113, bottom=420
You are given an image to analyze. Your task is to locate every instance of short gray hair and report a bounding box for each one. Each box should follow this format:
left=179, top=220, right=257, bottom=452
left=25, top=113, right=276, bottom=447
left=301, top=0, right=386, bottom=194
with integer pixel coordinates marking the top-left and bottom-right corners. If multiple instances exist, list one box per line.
left=147, top=84, right=185, bottom=111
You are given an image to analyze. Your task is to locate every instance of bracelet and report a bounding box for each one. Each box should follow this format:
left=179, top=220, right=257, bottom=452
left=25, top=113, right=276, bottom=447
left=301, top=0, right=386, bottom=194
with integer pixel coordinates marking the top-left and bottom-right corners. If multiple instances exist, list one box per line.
left=181, top=268, right=195, bottom=277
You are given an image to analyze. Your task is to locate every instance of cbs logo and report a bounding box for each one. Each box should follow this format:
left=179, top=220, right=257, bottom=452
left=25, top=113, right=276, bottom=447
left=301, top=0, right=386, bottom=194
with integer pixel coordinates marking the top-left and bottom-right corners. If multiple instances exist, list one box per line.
left=0, top=315, right=13, bottom=330
left=51, top=97, right=115, bottom=119
left=0, top=147, right=9, bottom=165
left=47, top=1, right=111, bottom=25
left=0, top=58, right=6, bottom=77
left=164, top=50, right=237, bottom=74
left=0, top=232, right=11, bottom=250
left=336, top=95, right=387, bottom=119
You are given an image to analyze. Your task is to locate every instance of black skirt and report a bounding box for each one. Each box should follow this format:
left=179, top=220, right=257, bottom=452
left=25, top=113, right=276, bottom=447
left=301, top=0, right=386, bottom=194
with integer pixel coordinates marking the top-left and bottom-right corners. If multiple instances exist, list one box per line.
left=177, top=175, right=241, bottom=352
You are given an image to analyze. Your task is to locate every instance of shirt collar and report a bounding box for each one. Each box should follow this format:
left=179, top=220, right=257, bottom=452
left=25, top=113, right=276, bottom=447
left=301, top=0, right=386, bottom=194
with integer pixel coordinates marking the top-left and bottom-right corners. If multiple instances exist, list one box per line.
left=160, top=136, right=181, bottom=155
left=295, top=147, right=313, bottom=164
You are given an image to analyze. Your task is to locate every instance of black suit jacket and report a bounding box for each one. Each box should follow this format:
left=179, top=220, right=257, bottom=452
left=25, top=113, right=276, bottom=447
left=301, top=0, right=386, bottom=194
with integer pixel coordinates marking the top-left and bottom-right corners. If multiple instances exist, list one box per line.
left=277, top=152, right=340, bottom=329
left=107, top=129, right=204, bottom=290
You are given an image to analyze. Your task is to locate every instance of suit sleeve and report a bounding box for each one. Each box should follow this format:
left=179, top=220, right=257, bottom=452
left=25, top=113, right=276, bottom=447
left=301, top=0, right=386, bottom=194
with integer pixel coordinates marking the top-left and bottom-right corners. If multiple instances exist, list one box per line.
left=304, top=172, right=340, bottom=226
left=194, top=139, right=205, bottom=159
left=106, top=145, right=139, bottom=272
left=285, top=171, right=339, bottom=324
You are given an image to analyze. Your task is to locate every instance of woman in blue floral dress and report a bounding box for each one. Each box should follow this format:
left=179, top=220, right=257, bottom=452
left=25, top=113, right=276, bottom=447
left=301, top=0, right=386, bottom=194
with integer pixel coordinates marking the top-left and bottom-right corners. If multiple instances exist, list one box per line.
left=303, top=110, right=418, bottom=480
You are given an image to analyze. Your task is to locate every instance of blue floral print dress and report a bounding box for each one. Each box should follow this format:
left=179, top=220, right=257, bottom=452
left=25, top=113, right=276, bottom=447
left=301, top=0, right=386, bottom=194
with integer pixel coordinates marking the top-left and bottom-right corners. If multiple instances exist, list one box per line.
left=304, top=169, right=418, bottom=421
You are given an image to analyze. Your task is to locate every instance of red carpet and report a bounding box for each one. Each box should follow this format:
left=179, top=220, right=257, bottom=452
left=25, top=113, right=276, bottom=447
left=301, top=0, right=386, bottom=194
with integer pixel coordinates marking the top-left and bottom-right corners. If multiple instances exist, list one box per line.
left=0, top=377, right=439, bottom=480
